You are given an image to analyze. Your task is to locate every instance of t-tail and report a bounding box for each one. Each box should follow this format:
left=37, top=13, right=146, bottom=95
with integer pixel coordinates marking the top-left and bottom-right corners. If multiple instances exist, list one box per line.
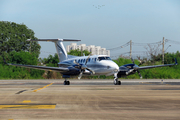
left=27, top=39, right=81, bottom=62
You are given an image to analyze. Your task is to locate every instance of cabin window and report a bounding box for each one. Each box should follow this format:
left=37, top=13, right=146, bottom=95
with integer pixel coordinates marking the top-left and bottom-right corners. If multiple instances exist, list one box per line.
left=106, top=57, right=111, bottom=60
left=98, top=57, right=111, bottom=61
left=83, top=59, right=85, bottom=63
left=81, top=59, right=83, bottom=63
left=98, top=57, right=105, bottom=61
left=78, top=59, right=80, bottom=63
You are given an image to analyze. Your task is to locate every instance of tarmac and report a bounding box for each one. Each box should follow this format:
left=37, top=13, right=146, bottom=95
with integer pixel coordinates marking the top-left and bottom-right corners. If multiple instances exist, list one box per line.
left=0, top=79, right=180, bottom=120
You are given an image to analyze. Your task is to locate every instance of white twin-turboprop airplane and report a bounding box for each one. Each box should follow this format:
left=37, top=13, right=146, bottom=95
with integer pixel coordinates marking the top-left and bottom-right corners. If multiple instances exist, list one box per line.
left=5, top=39, right=178, bottom=85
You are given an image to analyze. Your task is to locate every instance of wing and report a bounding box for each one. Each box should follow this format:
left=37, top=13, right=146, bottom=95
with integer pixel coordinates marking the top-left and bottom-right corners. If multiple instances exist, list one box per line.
left=138, top=58, right=178, bottom=70
left=138, top=64, right=175, bottom=70
left=7, top=63, right=69, bottom=72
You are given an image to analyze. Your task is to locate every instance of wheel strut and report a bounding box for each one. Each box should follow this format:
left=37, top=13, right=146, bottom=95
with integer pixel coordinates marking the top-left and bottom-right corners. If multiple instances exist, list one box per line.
left=114, top=78, right=121, bottom=85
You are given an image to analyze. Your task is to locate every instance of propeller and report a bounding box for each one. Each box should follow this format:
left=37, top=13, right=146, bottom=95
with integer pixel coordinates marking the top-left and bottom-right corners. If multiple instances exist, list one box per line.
left=137, top=56, right=145, bottom=66
left=131, top=58, right=135, bottom=64
left=130, top=58, right=143, bottom=79
left=137, top=70, right=142, bottom=79
left=138, top=60, right=145, bottom=66
left=74, top=56, right=95, bottom=79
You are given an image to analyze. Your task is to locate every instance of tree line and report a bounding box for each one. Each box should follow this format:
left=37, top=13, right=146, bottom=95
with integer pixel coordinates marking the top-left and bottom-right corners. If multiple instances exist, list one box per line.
left=0, top=21, right=179, bottom=79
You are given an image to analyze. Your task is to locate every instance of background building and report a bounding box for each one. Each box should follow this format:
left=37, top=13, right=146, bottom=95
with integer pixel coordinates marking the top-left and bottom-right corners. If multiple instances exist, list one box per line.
left=67, top=43, right=110, bottom=56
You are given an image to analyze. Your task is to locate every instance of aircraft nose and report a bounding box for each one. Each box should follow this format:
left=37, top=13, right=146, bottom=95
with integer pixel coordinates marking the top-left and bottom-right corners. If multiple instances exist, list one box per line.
left=100, top=60, right=119, bottom=71
left=104, top=61, right=119, bottom=72
left=111, top=62, right=119, bottom=72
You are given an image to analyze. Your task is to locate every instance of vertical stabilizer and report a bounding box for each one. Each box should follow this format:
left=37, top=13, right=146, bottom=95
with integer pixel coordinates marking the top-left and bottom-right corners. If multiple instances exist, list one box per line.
left=27, top=39, right=81, bottom=62
left=54, top=40, right=68, bottom=62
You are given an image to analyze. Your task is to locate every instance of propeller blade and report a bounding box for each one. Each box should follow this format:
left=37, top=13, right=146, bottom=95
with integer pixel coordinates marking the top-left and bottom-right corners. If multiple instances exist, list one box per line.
left=86, top=68, right=95, bottom=75
left=138, top=59, right=142, bottom=66
left=131, top=58, right=135, bottom=64
left=138, top=61, right=145, bottom=66
left=126, top=69, right=134, bottom=75
left=137, top=70, right=142, bottom=79
left=73, top=60, right=80, bottom=66
left=78, top=71, right=83, bottom=79
left=85, top=55, right=90, bottom=65
left=76, top=55, right=92, bottom=79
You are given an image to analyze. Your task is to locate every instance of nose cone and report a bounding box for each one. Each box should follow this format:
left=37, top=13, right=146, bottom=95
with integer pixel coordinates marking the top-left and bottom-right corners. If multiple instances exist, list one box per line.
left=101, top=60, right=119, bottom=72
left=111, top=61, right=119, bottom=72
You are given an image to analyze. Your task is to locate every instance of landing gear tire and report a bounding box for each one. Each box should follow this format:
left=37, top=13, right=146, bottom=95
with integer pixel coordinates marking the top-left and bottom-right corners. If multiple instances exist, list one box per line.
left=67, top=81, right=70, bottom=85
left=117, top=81, right=121, bottom=85
left=114, top=79, right=121, bottom=85
left=64, top=81, right=70, bottom=85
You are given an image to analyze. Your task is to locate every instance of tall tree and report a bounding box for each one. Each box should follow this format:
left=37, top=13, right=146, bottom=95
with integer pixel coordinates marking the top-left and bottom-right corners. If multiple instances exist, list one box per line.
left=0, top=21, right=40, bottom=57
left=43, top=53, right=59, bottom=67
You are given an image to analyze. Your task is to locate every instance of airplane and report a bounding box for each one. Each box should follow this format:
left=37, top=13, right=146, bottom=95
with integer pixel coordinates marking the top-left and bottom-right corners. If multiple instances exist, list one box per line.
left=4, top=39, right=178, bottom=85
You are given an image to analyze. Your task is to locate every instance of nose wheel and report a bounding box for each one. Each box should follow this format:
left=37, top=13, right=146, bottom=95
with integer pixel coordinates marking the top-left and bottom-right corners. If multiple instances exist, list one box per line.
left=114, top=78, right=121, bottom=85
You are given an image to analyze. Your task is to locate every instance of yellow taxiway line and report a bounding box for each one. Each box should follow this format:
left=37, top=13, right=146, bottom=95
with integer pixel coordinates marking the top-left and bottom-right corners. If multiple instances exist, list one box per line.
left=0, top=104, right=56, bottom=109
left=21, top=100, right=31, bottom=103
left=33, top=83, right=53, bottom=92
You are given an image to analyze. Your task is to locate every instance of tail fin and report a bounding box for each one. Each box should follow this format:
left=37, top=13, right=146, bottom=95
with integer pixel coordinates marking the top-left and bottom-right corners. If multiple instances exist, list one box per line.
left=27, top=39, right=81, bottom=62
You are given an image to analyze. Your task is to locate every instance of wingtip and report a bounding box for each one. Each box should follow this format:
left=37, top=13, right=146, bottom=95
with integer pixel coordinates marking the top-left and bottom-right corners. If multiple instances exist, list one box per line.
left=26, top=39, right=31, bottom=41
left=3, top=57, right=7, bottom=65
left=175, top=58, right=178, bottom=65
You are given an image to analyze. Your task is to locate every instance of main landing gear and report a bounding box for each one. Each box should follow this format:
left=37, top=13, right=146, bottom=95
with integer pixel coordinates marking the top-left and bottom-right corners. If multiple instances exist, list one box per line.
left=114, top=78, right=121, bottom=85
left=64, top=79, right=70, bottom=85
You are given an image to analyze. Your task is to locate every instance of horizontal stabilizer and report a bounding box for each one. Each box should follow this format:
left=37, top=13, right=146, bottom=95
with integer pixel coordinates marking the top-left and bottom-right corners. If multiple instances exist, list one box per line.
left=27, top=38, right=81, bottom=62
left=27, top=39, right=81, bottom=42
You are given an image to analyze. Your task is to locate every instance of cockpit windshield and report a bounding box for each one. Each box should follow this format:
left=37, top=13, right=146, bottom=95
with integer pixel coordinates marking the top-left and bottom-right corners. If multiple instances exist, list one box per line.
left=98, top=57, right=111, bottom=61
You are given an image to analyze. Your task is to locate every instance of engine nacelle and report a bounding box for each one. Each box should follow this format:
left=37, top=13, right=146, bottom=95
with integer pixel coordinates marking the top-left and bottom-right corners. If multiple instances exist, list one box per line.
left=117, top=69, right=136, bottom=78
left=117, top=71, right=127, bottom=78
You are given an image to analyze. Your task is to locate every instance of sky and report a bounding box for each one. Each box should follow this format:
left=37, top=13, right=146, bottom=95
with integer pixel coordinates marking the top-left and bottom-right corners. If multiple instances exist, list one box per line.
left=1, top=0, right=180, bottom=59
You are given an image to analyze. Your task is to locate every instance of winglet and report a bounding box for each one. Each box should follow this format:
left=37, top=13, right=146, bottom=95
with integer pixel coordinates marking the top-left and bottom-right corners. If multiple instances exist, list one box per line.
left=3, top=57, right=8, bottom=65
left=175, top=58, right=178, bottom=65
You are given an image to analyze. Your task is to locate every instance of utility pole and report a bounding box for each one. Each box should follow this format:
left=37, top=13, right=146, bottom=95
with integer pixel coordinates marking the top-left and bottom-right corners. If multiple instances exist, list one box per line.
left=162, top=37, right=165, bottom=64
left=130, top=40, right=132, bottom=59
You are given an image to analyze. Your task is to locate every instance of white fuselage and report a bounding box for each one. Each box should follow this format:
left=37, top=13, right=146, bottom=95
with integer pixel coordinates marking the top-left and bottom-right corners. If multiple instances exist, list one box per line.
left=58, top=55, right=119, bottom=76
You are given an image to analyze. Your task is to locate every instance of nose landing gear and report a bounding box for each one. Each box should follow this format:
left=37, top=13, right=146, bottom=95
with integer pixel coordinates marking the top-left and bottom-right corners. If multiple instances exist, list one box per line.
left=114, top=78, right=121, bottom=85
left=114, top=73, right=121, bottom=85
